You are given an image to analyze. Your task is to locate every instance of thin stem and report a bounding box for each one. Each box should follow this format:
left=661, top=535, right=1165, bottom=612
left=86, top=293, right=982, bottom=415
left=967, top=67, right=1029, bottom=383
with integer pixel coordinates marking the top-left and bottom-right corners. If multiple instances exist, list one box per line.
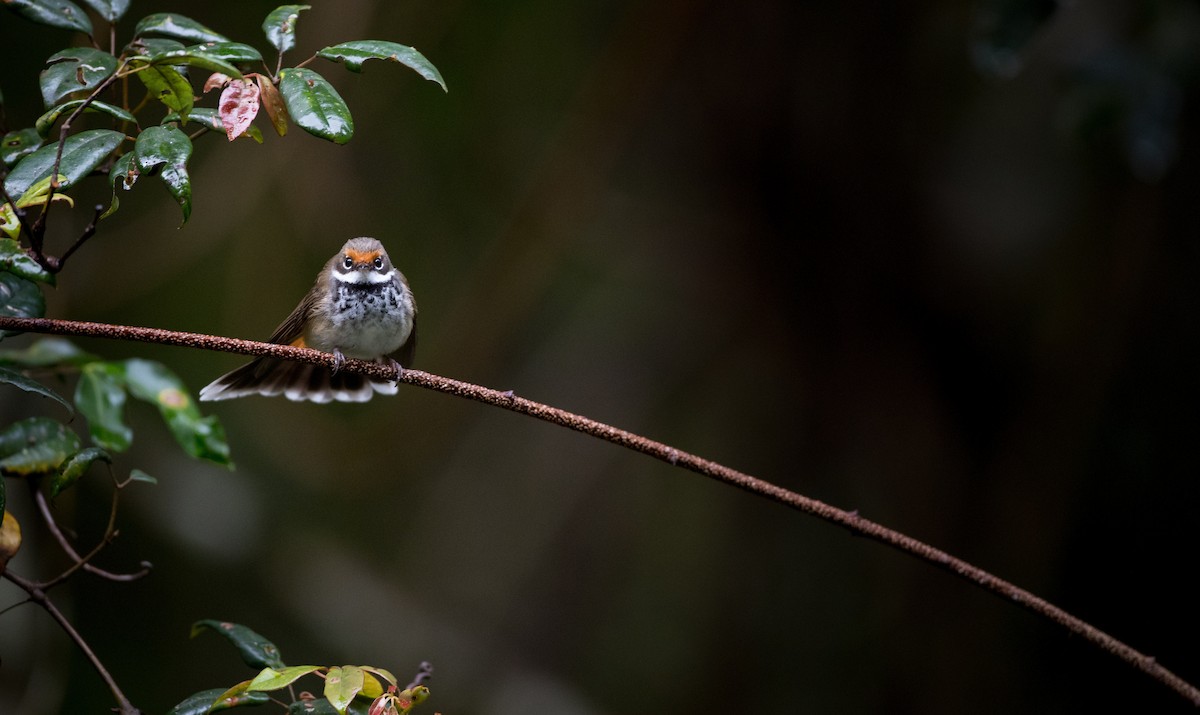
left=2, top=570, right=141, bottom=715
left=53, top=204, right=106, bottom=273
left=0, top=315, right=1196, bottom=706
left=33, top=487, right=152, bottom=584
left=35, top=466, right=129, bottom=591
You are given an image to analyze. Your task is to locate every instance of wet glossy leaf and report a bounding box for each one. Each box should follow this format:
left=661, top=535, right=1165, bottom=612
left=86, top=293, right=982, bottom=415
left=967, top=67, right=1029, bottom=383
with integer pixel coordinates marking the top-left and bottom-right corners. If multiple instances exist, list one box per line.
left=255, top=75, right=290, bottom=136
left=248, top=665, right=323, bottom=691
left=219, top=79, right=260, bottom=141
left=209, top=689, right=271, bottom=712
left=0, top=238, right=53, bottom=284
left=324, top=666, right=365, bottom=713
left=36, top=99, right=137, bottom=138
left=78, top=0, right=130, bottom=22
left=0, top=365, right=71, bottom=413
left=165, top=688, right=232, bottom=715
left=126, top=37, right=185, bottom=58
left=49, top=446, right=110, bottom=498
left=0, top=337, right=96, bottom=367
left=185, top=41, right=264, bottom=67
left=191, top=620, right=285, bottom=668
left=317, top=41, right=447, bottom=91
left=263, top=5, right=310, bottom=53
left=147, top=49, right=243, bottom=80
left=134, top=13, right=228, bottom=44
left=134, top=125, right=192, bottom=223
left=75, top=361, right=132, bottom=451
left=279, top=68, right=353, bottom=144
left=134, top=64, right=194, bottom=117
left=3, top=128, right=127, bottom=197
left=0, top=417, right=80, bottom=475
left=39, top=48, right=117, bottom=108
left=2, top=129, right=42, bottom=168
left=0, top=273, right=46, bottom=338
left=4, top=0, right=92, bottom=34
left=101, top=152, right=138, bottom=220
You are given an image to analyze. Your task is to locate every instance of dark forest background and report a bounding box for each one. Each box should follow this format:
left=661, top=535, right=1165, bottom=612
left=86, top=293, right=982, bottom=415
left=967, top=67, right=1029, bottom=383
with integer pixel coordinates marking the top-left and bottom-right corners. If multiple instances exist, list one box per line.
left=3, top=0, right=1200, bottom=712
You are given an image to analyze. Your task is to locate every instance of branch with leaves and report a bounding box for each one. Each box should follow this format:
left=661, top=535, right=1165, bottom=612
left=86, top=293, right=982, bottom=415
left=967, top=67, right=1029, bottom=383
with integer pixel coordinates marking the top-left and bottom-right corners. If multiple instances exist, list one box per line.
left=1, top=4, right=446, bottom=714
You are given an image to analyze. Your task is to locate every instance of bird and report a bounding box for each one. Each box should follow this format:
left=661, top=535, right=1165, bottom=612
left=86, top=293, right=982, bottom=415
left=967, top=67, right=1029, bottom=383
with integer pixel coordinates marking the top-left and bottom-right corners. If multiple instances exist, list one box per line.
left=199, top=237, right=416, bottom=403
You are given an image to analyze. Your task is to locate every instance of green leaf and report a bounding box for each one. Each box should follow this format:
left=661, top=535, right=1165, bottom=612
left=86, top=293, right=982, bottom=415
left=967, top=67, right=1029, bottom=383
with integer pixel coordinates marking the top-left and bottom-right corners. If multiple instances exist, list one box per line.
left=0, top=273, right=46, bottom=339
left=263, top=5, right=310, bottom=53
left=190, top=620, right=285, bottom=669
left=39, top=48, right=117, bottom=108
left=134, top=63, right=194, bottom=117
left=317, top=41, right=447, bottom=91
left=0, top=417, right=80, bottom=475
left=0, top=337, right=96, bottom=368
left=359, top=666, right=397, bottom=688
left=133, top=13, right=228, bottom=43
left=134, top=125, right=193, bottom=224
left=49, top=446, right=110, bottom=498
left=3, top=129, right=127, bottom=198
left=185, top=41, right=264, bottom=67
left=0, top=238, right=54, bottom=284
left=147, top=49, right=243, bottom=80
left=77, top=0, right=130, bottom=22
left=3, top=0, right=92, bottom=34
left=2, top=129, right=43, bottom=168
left=0, top=365, right=72, bottom=413
left=248, top=665, right=323, bottom=691
left=128, top=468, right=157, bottom=484
left=101, top=152, right=138, bottom=220
left=126, top=38, right=186, bottom=58
left=324, top=666, right=364, bottom=713
left=193, top=680, right=272, bottom=712
left=123, top=358, right=228, bottom=464
left=36, top=99, right=138, bottom=139
left=75, top=361, right=132, bottom=451
left=165, top=688, right=232, bottom=715
left=278, top=68, right=354, bottom=144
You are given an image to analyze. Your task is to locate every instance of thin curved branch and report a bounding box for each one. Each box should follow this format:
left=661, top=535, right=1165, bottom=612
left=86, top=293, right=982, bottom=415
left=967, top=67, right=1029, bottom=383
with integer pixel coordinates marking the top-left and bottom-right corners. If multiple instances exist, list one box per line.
left=2, top=570, right=140, bottom=715
left=0, top=314, right=1196, bottom=706
left=33, top=487, right=152, bottom=585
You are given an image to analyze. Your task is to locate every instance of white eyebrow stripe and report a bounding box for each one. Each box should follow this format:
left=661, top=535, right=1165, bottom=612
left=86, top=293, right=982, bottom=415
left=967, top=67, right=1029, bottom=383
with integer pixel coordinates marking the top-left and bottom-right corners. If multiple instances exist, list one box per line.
left=332, top=268, right=395, bottom=284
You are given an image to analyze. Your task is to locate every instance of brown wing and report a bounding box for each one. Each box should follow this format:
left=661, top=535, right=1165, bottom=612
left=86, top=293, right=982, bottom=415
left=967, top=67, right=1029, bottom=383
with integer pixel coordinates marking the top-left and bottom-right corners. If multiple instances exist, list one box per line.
left=265, top=283, right=321, bottom=345
left=394, top=315, right=417, bottom=367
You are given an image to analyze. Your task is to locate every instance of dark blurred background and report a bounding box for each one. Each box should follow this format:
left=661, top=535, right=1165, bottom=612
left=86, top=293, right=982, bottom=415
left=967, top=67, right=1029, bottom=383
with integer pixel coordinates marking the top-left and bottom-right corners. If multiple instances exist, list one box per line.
left=3, top=0, right=1200, bottom=712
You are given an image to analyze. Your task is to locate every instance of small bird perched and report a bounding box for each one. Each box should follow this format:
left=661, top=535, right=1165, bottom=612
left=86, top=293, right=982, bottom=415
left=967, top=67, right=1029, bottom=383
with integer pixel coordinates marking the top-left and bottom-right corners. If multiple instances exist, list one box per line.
left=199, top=237, right=416, bottom=403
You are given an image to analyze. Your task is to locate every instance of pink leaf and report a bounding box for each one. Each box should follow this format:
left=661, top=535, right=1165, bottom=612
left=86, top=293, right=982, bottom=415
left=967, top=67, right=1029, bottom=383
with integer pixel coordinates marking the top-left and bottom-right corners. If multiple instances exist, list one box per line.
left=204, top=72, right=231, bottom=94
left=218, top=79, right=260, bottom=142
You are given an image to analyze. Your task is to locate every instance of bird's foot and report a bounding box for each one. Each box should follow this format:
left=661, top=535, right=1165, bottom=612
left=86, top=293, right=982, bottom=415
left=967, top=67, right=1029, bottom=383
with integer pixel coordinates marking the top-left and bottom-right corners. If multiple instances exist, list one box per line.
left=331, top=348, right=347, bottom=375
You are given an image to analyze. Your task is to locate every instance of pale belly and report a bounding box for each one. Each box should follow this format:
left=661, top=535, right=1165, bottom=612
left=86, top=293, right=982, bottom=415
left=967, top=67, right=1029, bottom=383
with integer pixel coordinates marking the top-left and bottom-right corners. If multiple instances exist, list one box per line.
left=306, top=282, right=414, bottom=358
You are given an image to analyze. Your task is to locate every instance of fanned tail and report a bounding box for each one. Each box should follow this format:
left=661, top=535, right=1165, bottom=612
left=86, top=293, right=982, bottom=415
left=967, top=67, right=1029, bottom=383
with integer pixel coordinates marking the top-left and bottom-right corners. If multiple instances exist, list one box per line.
left=198, top=357, right=398, bottom=403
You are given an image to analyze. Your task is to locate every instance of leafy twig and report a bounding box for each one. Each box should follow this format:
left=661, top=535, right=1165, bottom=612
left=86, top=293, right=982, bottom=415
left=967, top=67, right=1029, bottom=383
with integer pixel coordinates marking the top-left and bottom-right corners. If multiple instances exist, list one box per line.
left=0, top=314, right=1196, bottom=706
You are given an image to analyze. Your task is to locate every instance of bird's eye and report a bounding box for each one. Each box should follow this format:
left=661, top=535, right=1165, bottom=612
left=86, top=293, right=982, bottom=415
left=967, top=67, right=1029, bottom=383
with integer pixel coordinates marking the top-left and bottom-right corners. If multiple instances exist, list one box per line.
left=342, top=256, right=353, bottom=269
left=373, top=256, right=384, bottom=270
